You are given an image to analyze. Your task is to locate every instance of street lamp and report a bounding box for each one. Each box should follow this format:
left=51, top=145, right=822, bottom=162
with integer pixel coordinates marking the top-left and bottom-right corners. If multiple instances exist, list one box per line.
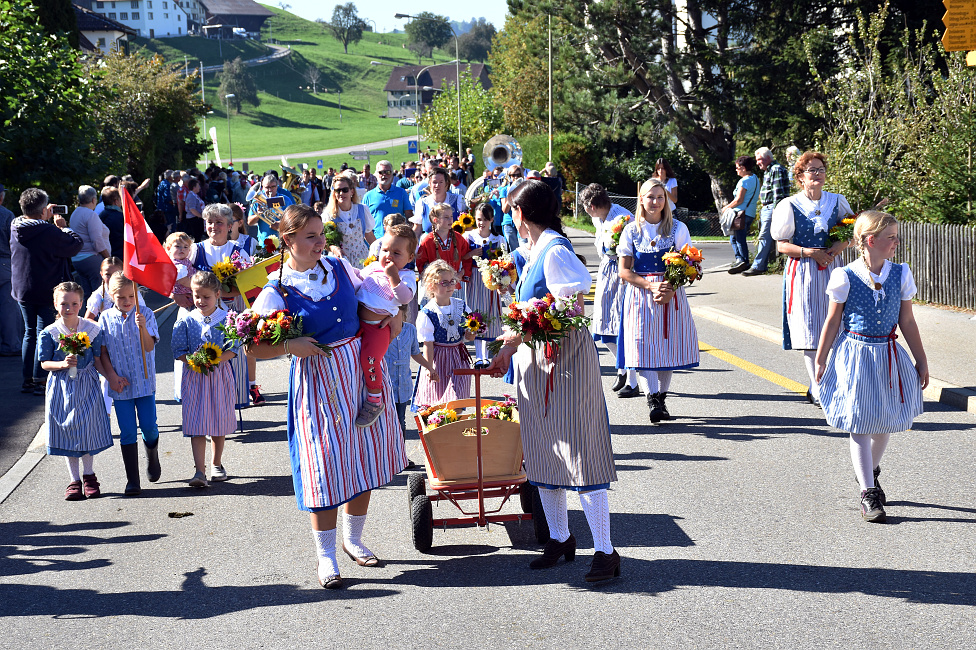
left=395, top=13, right=462, bottom=157
left=202, top=110, right=214, bottom=165
left=224, top=93, right=235, bottom=166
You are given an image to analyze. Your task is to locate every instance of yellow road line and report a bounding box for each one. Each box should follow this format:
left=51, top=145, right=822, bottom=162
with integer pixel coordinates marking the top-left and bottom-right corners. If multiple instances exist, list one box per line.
left=699, top=341, right=807, bottom=395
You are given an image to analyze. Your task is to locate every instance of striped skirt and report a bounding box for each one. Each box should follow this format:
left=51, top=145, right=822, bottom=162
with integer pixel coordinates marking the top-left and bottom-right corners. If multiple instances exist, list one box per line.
left=782, top=256, right=841, bottom=350
left=412, top=342, right=472, bottom=410
left=819, top=333, right=924, bottom=434
left=173, top=306, right=190, bottom=401
left=463, top=273, right=504, bottom=341
left=181, top=362, right=236, bottom=437
left=514, top=327, right=617, bottom=488
left=46, top=364, right=113, bottom=457
left=591, top=255, right=623, bottom=341
left=288, top=337, right=407, bottom=511
left=619, top=274, right=700, bottom=370
left=230, top=296, right=250, bottom=408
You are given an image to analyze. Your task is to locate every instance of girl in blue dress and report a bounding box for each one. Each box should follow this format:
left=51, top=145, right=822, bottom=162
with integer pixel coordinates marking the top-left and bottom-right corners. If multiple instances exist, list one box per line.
left=816, top=211, right=927, bottom=523
left=618, top=178, right=700, bottom=423
left=39, top=282, right=113, bottom=500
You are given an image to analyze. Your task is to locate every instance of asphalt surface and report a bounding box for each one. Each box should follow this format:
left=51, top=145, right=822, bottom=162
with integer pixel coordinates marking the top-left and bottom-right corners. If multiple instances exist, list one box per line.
left=2, top=230, right=975, bottom=648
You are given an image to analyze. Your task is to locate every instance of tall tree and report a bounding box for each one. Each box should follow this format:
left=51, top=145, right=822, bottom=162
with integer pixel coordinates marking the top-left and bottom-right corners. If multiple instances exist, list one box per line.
left=218, top=57, right=259, bottom=113
left=319, top=3, right=365, bottom=54
left=419, top=69, right=503, bottom=155
left=488, top=14, right=549, bottom=136
left=457, top=18, right=495, bottom=62
left=405, top=12, right=453, bottom=63
left=31, top=0, right=79, bottom=49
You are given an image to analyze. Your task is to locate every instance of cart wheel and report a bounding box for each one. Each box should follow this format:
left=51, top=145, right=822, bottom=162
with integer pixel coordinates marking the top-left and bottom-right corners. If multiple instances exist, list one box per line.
left=410, top=494, right=433, bottom=552
left=407, top=473, right=426, bottom=511
left=531, top=487, right=550, bottom=544
left=519, top=483, right=536, bottom=514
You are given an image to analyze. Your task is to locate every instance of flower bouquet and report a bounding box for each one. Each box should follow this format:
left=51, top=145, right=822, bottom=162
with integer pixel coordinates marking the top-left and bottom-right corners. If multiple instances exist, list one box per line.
left=59, top=331, right=91, bottom=379
left=827, top=216, right=857, bottom=247
left=482, top=394, right=518, bottom=422
left=252, top=235, right=281, bottom=262
left=417, top=406, right=459, bottom=429
left=602, top=214, right=632, bottom=256
left=462, top=310, right=489, bottom=337
left=217, top=309, right=332, bottom=355
left=451, top=220, right=465, bottom=233
left=324, top=220, right=343, bottom=249
left=487, top=292, right=589, bottom=358
left=662, top=244, right=704, bottom=289
left=475, top=255, right=518, bottom=291
left=456, top=212, right=475, bottom=231
left=186, top=342, right=222, bottom=375
left=362, top=254, right=378, bottom=267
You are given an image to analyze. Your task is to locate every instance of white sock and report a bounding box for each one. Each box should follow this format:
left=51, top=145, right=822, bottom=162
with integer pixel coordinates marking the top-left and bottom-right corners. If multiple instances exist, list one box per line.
left=474, top=339, right=487, bottom=360
left=538, top=488, right=570, bottom=543
left=249, top=381, right=256, bottom=387
left=341, top=512, right=372, bottom=558
left=870, top=433, right=891, bottom=468
left=658, top=371, right=673, bottom=393
left=65, top=457, right=81, bottom=482
left=626, top=368, right=638, bottom=388
left=638, top=370, right=659, bottom=394
left=579, top=489, right=613, bottom=554
left=803, top=351, right=819, bottom=399
left=850, top=435, right=875, bottom=490
left=312, top=528, right=339, bottom=579
left=81, top=454, right=94, bottom=475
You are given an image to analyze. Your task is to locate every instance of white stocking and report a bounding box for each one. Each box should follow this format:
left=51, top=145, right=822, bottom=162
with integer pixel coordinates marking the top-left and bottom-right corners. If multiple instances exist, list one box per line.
left=638, top=370, right=659, bottom=394
left=803, top=351, right=819, bottom=399
left=474, top=339, right=487, bottom=361
left=579, top=489, right=613, bottom=554
left=850, top=435, right=875, bottom=490
left=65, top=457, right=81, bottom=482
left=538, top=488, right=570, bottom=543
left=81, top=454, right=94, bottom=476
left=341, top=512, right=372, bottom=559
left=870, top=433, right=891, bottom=469
left=626, top=368, right=638, bottom=388
left=658, top=371, right=673, bottom=393
left=312, top=528, right=339, bottom=580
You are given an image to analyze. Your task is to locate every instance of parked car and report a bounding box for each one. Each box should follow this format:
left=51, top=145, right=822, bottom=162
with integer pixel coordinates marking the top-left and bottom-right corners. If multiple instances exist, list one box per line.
left=398, top=118, right=417, bottom=127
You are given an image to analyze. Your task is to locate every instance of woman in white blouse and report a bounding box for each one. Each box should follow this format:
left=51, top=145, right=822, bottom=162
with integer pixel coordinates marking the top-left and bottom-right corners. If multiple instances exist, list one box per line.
left=488, top=180, right=619, bottom=583
left=323, top=171, right=376, bottom=268
left=771, top=151, right=853, bottom=405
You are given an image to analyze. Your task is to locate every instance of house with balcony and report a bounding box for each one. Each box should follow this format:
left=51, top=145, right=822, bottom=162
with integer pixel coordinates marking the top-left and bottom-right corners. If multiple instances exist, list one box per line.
left=76, top=0, right=189, bottom=39
left=382, top=63, right=490, bottom=119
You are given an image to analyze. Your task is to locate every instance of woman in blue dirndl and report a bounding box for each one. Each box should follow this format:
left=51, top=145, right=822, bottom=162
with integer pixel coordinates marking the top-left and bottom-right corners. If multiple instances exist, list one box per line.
left=815, top=211, right=927, bottom=523
left=488, top=180, right=620, bottom=583
left=249, top=205, right=407, bottom=590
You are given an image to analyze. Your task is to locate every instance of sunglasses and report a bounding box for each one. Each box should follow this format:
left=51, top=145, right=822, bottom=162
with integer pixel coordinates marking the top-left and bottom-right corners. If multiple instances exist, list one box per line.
left=377, top=170, right=393, bottom=175
left=435, top=279, right=457, bottom=287
left=334, top=186, right=352, bottom=194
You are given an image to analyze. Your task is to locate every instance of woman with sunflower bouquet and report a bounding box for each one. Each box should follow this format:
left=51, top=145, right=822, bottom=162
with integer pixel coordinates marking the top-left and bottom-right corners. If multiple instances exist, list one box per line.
left=172, top=271, right=239, bottom=487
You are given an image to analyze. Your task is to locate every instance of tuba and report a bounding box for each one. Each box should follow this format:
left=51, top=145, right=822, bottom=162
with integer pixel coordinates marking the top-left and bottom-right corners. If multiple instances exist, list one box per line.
left=465, top=134, right=522, bottom=204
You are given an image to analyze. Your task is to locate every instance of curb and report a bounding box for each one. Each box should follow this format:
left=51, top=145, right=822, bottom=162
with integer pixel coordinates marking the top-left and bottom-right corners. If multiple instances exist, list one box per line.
left=0, top=423, right=47, bottom=504
left=691, top=305, right=976, bottom=416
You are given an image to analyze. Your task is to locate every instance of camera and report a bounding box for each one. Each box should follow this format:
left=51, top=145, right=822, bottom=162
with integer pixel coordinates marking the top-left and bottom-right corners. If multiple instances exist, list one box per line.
left=51, top=205, right=69, bottom=215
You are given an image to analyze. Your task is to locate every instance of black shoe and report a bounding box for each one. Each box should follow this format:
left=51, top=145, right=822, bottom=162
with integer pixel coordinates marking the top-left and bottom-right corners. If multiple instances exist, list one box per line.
left=473, top=360, right=490, bottom=370
left=33, top=381, right=45, bottom=396
left=741, top=267, right=765, bottom=276
left=648, top=393, right=666, bottom=423
left=610, top=372, right=626, bottom=392
left=21, top=380, right=34, bottom=394
left=120, top=443, right=142, bottom=496
left=529, top=534, right=576, bottom=569
left=874, top=466, right=886, bottom=505
left=805, top=389, right=821, bottom=408
left=617, top=384, right=641, bottom=399
left=860, top=487, right=886, bottom=523
left=728, top=261, right=749, bottom=274
left=584, top=550, right=621, bottom=582
left=657, top=391, right=671, bottom=420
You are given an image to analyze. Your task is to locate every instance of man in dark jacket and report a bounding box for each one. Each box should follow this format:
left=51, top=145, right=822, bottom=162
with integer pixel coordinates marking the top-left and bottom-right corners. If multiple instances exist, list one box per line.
left=11, top=187, right=83, bottom=393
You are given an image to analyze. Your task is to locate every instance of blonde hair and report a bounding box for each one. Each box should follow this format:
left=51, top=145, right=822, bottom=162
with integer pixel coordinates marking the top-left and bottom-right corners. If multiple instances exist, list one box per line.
left=430, top=202, right=453, bottom=223
left=277, top=204, right=323, bottom=296
left=190, top=270, right=221, bottom=294
left=107, top=270, right=136, bottom=297
left=325, top=171, right=360, bottom=220
left=853, top=210, right=898, bottom=254
left=164, top=231, right=192, bottom=250
left=421, top=259, right=457, bottom=299
left=635, top=177, right=673, bottom=237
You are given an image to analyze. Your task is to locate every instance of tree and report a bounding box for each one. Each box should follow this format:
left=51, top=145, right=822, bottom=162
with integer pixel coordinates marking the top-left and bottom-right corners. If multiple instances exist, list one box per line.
left=302, top=65, right=323, bottom=94
left=218, top=57, right=259, bottom=113
left=319, top=3, right=365, bottom=54
left=31, top=0, right=79, bottom=49
left=419, top=69, right=503, bottom=155
left=488, top=14, right=549, bottom=137
left=457, top=18, right=495, bottom=63
left=405, top=12, right=453, bottom=63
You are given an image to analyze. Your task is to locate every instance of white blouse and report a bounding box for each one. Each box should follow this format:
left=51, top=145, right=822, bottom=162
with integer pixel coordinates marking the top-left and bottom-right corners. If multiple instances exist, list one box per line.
left=825, top=259, right=917, bottom=304
left=251, top=255, right=363, bottom=314
left=415, top=299, right=466, bottom=343
left=522, top=229, right=592, bottom=298
left=617, top=219, right=692, bottom=258
left=771, top=192, right=854, bottom=241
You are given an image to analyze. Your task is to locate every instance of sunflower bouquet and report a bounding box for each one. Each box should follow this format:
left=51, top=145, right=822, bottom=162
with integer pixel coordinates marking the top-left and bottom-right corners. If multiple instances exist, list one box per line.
left=186, top=342, right=223, bottom=375
left=475, top=255, right=518, bottom=291
left=217, top=309, right=332, bottom=355
left=456, top=212, right=475, bottom=231
left=59, top=331, right=91, bottom=379
left=827, top=216, right=857, bottom=247
left=481, top=394, right=518, bottom=422
left=602, top=214, right=632, bottom=256
left=662, top=244, right=704, bottom=289
left=462, top=310, right=489, bottom=336
left=211, top=257, right=238, bottom=294
left=362, top=254, right=378, bottom=267
left=323, top=220, right=343, bottom=248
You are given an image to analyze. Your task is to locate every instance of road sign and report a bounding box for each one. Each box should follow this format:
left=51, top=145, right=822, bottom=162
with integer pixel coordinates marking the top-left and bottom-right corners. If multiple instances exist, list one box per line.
left=408, top=140, right=418, bottom=154
left=942, top=0, right=976, bottom=51
left=317, top=159, right=323, bottom=169
left=350, top=152, right=370, bottom=160
left=368, top=150, right=388, bottom=156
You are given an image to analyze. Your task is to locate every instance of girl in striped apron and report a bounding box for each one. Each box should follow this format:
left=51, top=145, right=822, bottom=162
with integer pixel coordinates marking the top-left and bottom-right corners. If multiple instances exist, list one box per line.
left=464, top=203, right=507, bottom=366
left=172, top=271, right=238, bottom=488
left=815, top=211, right=927, bottom=523
left=579, top=183, right=639, bottom=397
left=39, top=282, right=113, bottom=500
left=770, top=151, right=853, bottom=405
left=618, top=178, right=700, bottom=423
left=411, top=260, right=474, bottom=410
left=250, top=204, right=407, bottom=590
left=487, top=180, right=620, bottom=583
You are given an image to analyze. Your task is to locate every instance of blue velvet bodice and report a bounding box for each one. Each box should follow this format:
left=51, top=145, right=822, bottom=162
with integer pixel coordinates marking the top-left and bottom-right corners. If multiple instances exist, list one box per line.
left=629, top=223, right=678, bottom=274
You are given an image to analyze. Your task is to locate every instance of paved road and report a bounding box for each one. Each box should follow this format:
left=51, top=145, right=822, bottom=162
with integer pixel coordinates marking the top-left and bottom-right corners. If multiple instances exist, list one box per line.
left=236, top=136, right=416, bottom=164
left=2, top=230, right=975, bottom=647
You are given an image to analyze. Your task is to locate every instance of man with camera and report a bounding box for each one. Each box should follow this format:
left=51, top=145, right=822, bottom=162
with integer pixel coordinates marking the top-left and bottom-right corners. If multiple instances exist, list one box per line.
left=10, top=188, right=83, bottom=394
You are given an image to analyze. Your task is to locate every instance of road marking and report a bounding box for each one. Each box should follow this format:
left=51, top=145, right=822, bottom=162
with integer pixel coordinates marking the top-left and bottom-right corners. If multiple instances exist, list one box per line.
left=699, top=341, right=807, bottom=394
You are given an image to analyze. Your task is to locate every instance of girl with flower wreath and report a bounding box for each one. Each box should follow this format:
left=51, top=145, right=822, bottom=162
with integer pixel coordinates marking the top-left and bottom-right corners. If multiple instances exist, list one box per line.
left=172, top=271, right=238, bottom=487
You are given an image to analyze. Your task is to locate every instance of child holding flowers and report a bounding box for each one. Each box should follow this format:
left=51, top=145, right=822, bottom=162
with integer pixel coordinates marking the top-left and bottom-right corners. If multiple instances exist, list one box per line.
left=815, top=210, right=927, bottom=523
left=412, top=260, right=475, bottom=411
left=172, top=271, right=238, bottom=487
left=618, top=178, right=701, bottom=423
left=39, top=282, right=113, bottom=500
left=464, top=202, right=507, bottom=366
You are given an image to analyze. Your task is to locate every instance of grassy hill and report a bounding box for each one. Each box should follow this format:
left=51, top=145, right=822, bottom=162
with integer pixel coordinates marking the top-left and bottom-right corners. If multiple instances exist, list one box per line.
left=131, top=6, right=457, bottom=166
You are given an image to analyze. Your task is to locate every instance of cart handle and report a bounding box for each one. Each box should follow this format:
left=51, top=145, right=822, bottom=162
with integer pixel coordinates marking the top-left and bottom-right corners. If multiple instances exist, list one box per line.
left=453, top=368, right=503, bottom=377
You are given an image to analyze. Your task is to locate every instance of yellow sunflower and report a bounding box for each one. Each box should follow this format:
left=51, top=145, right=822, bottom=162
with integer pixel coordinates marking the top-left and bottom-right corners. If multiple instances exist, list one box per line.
left=200, top=342, right=222, bottom=362
left=458, top=213, right=475, bottom=230
left=76, top=332, right=91, bottom=348
left=211, top=258, right=236, bottom=283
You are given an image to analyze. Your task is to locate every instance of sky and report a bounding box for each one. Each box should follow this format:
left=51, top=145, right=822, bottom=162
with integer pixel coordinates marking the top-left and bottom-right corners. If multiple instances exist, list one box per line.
left=273, top=1, right=511, bottom=34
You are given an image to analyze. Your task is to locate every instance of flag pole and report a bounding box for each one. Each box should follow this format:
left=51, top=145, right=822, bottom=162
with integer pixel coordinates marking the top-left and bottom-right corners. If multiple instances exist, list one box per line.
left=133, top=281, right=149, bottom=379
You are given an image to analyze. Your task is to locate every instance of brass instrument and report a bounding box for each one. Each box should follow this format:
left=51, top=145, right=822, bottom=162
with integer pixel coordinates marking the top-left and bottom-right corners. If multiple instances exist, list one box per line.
left=465, top=134, right=522, bottom=204
left=251, top=192, right=286, bottom=228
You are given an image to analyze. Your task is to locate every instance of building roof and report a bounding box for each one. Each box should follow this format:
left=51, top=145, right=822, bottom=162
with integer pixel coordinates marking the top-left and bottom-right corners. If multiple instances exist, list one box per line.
left=72, top=4, right=137, bottom=35
left=198, top=0, right=273, bottom=17
left=382, top=63, right=490, bottom=93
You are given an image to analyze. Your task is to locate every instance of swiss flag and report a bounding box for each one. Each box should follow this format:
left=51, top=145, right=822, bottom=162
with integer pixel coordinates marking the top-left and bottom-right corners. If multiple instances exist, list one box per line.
left=122, top=187, right=177, bottom=297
